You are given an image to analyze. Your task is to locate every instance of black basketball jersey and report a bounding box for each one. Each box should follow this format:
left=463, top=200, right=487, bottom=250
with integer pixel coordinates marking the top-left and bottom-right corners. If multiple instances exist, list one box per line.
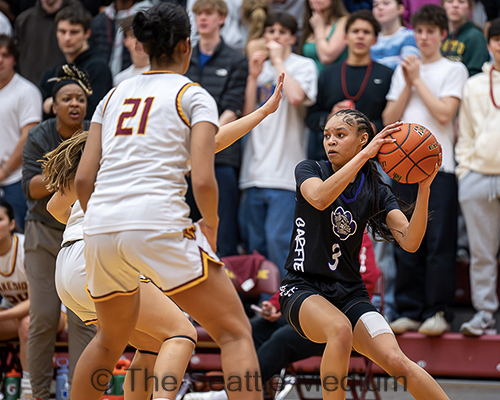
left=284, top=160, right=399, bottom=284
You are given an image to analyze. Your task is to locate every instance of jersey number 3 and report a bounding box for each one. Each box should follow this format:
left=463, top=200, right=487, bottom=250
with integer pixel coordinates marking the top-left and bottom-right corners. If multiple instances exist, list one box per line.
left=115, top=97, right=155, bottom=136
left=329, top=243, right=341, bottom=271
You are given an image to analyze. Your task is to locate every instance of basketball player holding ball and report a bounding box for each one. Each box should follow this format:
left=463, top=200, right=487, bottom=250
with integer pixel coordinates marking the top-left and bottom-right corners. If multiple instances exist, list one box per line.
left=279, top=109, right=450, bottom=400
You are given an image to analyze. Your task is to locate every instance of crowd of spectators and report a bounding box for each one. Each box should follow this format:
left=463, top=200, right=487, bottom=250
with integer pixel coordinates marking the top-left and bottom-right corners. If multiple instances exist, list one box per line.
left=1, top=0, right=500, bottom=399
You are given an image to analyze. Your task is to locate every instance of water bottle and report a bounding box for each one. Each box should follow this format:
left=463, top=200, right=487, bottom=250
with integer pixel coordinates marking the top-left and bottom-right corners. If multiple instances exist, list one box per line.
left=55, top=357, right=69, bottom=400
left=111, top=359, right=131, bottom=395
left=4, top=369, right=21, bottom=400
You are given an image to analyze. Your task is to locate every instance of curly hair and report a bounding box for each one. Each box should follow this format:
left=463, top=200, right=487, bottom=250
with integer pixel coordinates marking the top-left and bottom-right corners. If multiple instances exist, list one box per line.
left=41, top=130, right=88, bottom=194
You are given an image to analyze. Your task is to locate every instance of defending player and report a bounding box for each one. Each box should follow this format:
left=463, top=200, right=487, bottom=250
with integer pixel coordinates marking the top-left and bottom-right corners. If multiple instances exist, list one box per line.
left=72, top=4, right=280, bottom=398
left=278, top=109, right=450, bottom=399
left=44, top=131, right=195, bottom=400
left=43, top=73, right=283, bottom=399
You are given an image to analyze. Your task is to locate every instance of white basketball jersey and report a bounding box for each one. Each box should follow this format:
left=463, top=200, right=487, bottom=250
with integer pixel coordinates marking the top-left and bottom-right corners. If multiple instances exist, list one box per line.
left=0, top=233, right=28, bottom=308
left=62, top=200, right=84, bottom=244
left=84, top=72, right=219, bottom=235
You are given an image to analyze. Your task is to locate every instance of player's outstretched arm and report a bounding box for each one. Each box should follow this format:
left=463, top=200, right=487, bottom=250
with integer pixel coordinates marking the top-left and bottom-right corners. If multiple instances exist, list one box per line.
left=214, top=73, right=284, bottom=153
left=387, top=152, right=441, bottom=252
left=75, top=123, right=102, bottom=211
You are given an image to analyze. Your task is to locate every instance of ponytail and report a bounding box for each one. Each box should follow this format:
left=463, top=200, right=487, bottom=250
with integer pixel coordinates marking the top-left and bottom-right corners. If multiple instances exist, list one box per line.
left=242, top=0, right=269, bottom=42
left=133, top=3, right=191, bottom=62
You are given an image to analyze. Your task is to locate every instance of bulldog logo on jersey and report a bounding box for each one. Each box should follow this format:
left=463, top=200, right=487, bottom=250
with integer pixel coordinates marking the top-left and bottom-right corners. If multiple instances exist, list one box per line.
left=331, top=206, right=357, bottom=240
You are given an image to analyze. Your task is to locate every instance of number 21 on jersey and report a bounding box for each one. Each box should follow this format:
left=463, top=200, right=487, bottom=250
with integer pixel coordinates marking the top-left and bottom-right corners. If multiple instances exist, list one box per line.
left=115, top=97, right=155, bottom=136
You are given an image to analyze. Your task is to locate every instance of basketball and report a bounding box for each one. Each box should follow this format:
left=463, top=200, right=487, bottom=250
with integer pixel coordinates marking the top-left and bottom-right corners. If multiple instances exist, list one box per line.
left=377, top=123, right=440, bottom=184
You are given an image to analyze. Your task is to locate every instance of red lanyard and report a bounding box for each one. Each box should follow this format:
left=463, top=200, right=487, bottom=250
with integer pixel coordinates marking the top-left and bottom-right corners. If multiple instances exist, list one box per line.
left=490, top=66, right=500, bottom=109
left=341, top=60, right=373, bottom=101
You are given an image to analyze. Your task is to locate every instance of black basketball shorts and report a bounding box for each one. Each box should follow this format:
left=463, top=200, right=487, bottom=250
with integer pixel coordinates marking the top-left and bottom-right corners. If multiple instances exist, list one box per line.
left=279, top=271, right=378, bottom=339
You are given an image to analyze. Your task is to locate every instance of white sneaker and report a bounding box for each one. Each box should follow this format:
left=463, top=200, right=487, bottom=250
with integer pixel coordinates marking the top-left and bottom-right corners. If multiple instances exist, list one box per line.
left=460, top=310, right=497, bottom=337
left=183, top=391, right=228, bottom=400
left=418, top=311, right=450, bottom=336
left=19, top=377, right=32, bottom=400
left=389, top=317, right=421, bottom=334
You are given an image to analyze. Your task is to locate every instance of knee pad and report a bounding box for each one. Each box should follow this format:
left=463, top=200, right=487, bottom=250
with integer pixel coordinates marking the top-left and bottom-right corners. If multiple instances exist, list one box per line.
left=359, top=312, right=393, bottom=339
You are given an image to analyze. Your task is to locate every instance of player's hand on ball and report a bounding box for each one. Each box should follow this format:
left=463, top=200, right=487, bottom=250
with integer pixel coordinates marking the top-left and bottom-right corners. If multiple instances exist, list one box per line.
left=363, top=121, right=402, bottom=159
left=419, top=146, right=442, bottom=189
left=378, top=122, right=440, bottom=183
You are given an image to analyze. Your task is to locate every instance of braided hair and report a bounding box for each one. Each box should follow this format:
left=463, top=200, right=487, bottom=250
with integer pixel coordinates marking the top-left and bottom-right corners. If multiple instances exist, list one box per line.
left=50, top=64, right=93, bottom=100
left=133, top=3, right=191, bottom=62
left=330, top=109, right=413, bottom=243
left=41, top=130, right=88, bottom=195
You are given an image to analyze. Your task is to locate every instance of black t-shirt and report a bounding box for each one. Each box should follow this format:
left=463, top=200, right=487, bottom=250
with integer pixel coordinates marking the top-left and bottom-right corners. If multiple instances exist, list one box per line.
left=39, top=49, right=113, bottom=120
left=306, top=61, right=393, bottom=134
left=284, top=160, right=399, bottom=284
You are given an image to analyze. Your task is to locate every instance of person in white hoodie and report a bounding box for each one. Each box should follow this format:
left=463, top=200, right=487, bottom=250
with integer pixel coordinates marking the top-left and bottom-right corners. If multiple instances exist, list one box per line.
left=455, top=17, right=500, bottom=337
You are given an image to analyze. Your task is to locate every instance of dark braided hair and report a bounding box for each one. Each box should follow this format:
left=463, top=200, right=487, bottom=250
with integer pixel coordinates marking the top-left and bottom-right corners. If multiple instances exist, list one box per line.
left=50, top=64, right=93, bottom=100
left=42, top=130, right=88, bottom=195
left=330, top=109, right=414, bottom=243
left=133, top=3, right=191, bottom=63
left=333, top=109, right=375, bottom=143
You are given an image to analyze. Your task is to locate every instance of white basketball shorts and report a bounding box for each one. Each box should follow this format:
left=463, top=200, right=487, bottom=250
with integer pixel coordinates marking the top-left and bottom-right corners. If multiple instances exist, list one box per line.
left=84, top=223, right=222, bottom=301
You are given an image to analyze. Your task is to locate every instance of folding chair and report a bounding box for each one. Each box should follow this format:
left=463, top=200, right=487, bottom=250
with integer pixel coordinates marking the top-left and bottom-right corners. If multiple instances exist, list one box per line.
left=222, top=251, right=281, bottom=297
